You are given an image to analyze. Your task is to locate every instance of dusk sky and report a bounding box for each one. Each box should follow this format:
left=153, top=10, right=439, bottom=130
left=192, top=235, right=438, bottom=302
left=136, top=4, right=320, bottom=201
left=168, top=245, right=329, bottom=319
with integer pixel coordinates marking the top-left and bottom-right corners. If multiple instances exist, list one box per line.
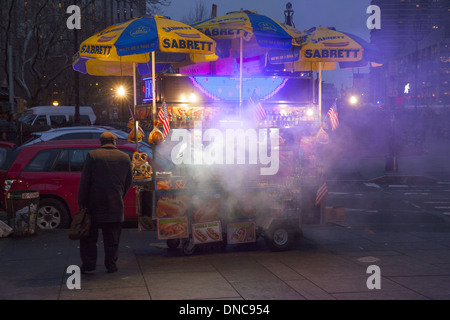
left=163, top=0, right=373, bottom=89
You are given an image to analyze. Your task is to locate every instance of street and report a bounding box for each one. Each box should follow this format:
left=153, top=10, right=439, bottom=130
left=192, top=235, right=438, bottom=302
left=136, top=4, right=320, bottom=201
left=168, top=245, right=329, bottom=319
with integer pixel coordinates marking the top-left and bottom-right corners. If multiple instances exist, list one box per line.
left=327, top=180, right=450, bottom=227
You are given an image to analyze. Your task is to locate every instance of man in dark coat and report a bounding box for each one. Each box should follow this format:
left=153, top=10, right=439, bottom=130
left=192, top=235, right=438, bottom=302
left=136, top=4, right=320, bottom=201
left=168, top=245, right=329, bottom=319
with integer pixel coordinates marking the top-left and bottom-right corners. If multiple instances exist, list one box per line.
left=78, top=132, right=132, bottom=273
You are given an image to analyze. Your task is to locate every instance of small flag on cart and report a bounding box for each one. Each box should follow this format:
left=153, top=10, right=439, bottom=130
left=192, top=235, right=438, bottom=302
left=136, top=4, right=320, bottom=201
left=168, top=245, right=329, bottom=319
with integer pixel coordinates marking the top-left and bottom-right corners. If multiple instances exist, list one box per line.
left=315, top=181, right=328, bottom=205
left=158, top=100, right=170, bottom=138
left=248, top=92, right=266, bottom=123
left=327, top=99, right=339, bottom=130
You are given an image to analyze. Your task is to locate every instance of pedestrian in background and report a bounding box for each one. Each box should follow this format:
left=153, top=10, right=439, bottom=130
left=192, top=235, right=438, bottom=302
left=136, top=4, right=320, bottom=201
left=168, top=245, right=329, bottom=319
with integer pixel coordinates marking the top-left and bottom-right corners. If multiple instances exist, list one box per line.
left=1, top=113, right=18, bottom=144
left=77, top=132, right=132, bottom=274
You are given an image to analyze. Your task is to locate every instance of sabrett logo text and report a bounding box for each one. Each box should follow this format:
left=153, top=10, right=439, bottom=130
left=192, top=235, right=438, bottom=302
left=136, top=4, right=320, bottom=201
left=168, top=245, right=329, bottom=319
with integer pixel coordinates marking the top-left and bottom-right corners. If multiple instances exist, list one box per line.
left=197, top=28, right=250, bottom=38
left=80, top=44, right=112, bottom=56
left=305, top=48, right=360, bottom=59
left=162, top=38, right=213, bottom=51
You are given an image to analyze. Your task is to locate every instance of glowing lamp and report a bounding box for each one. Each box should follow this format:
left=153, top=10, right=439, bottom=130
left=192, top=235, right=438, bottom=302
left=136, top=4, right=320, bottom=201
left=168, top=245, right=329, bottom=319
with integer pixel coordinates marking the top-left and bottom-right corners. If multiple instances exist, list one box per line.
left=349, top=96, right=358, bottom=105
left=117, top=85, right=126, bottom=97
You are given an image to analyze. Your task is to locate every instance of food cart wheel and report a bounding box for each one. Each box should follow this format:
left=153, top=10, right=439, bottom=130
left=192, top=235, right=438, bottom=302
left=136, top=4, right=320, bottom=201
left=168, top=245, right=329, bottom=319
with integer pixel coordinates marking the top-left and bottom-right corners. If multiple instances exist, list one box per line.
left=264, top=225, right=294, bottom=252
left=166, top=239, right=180, bottom=249
left=182, top=239, right=196, bottom=256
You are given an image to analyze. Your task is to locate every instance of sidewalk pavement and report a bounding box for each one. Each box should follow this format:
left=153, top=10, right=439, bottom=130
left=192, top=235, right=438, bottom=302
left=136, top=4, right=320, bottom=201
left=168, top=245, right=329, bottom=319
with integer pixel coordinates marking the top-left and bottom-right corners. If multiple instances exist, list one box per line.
left=1, top=217, right=449, bottom=301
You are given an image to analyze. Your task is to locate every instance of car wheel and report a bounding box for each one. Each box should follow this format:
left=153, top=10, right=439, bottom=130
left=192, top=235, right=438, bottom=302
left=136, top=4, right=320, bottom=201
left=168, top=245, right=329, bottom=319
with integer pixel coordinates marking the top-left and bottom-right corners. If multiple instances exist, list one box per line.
left=37, top=198, right=70, bottom=230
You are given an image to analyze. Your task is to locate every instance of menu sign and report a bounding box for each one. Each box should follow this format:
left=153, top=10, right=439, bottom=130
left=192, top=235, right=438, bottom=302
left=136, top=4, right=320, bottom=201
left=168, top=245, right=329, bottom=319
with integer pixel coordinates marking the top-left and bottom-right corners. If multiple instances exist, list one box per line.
left=227, top=222, right=256, bottom=244
left=157, top=217, right=188, bottom=240
left=192, top=221, right=222, bottom=244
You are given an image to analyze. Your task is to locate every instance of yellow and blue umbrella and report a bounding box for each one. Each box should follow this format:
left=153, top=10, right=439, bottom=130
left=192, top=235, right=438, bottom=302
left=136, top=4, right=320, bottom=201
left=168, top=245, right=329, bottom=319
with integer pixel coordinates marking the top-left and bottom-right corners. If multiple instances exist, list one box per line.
left=280, top=27, right=383, bottom=119
left=74, top=15, right=216, bottom=76
left=191, top=10, right=307, bottom=110
left=73, top=15, right=217, bottom=135
left=297, top=27, right=383, bottom=67
left=191, top=10, right=306, bottom=57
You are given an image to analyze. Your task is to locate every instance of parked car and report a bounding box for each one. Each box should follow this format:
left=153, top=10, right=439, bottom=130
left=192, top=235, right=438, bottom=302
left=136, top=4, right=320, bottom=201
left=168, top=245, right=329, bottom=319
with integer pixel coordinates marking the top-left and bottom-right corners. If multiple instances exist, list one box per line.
left=1, top=139, right=170, bottom=230
left=18, top=106, right=96, bottom=127
left=0, top=141, right=16, bottom=211
left=21, top=126, right=130, bottom=146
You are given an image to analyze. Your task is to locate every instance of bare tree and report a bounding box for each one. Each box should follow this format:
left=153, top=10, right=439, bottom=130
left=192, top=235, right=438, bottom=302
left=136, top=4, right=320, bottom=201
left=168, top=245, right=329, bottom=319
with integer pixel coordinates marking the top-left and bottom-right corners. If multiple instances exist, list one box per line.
left=146, top=0, right=172, bottom=15
left=181, top=0, right=211, bottom=25
left=0, top=0, right=171, bottom=109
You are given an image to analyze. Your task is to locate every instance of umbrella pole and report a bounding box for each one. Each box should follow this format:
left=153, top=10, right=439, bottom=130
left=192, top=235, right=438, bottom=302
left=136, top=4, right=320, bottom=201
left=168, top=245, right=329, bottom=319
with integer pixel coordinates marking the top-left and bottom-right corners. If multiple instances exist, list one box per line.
left=133, top=62, right=140, bottom=224
left=239, top=37, right=243, bottom=118
left=152, top=51, right=156, bottom=124
left=133, top=62, right=138, bottom=152
left=151, top=51, right=157, bottom=187
left=318, top=62, right=322, bottom=123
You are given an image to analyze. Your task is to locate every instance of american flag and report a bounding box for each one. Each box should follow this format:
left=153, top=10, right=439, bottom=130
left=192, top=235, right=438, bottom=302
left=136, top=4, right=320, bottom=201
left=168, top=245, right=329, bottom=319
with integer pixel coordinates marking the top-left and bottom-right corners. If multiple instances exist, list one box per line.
left=248, top=93, right=266, bottom=123
left=315, top=181, right=328, bottom=205
left=158, top=101, right=170, bottom=138
left=327, top=100, right=339, bottom=130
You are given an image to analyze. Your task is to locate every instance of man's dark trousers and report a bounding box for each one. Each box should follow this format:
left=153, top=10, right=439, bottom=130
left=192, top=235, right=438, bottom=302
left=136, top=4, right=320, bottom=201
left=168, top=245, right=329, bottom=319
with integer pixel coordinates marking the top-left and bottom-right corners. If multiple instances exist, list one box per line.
left=80, top=222, right=122, bottom=271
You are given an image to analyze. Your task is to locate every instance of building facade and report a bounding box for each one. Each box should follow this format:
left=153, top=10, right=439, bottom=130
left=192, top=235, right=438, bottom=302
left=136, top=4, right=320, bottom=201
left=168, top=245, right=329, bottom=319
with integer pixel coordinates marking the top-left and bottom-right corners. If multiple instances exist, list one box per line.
left=370, top=0, right=450, bottom=108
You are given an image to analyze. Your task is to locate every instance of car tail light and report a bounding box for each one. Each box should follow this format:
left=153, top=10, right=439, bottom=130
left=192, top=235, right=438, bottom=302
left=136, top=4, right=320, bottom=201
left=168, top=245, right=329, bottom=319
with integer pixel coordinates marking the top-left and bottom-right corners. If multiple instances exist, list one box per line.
left=4, top=179, right=16, bottom=192
left=4, top=173, right=20, bottom=192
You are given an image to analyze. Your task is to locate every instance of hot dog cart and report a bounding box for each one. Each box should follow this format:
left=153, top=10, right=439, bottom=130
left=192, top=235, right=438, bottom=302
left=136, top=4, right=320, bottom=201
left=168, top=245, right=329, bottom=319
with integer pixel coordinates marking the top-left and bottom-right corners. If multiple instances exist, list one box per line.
left=132, top=73, right=325, bottom=255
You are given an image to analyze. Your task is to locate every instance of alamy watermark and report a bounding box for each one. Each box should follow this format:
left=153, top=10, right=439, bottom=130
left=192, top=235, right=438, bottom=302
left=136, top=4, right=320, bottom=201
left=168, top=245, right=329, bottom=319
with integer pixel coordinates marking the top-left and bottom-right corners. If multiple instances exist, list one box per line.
left=367, top=5, right=381, bottom=30
left=171, top=122, right=280, bottom=176
left=66, top=5, right=81, bottom=30
left=366, top=265, right=381, bottom=290
left=66, top=265, right=81, bottom=290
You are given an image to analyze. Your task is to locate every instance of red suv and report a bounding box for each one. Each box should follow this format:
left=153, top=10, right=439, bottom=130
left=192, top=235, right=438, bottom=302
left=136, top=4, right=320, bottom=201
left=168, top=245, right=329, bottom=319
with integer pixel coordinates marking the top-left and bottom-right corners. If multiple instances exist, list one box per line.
left=2, top=139, right=166, bottom=229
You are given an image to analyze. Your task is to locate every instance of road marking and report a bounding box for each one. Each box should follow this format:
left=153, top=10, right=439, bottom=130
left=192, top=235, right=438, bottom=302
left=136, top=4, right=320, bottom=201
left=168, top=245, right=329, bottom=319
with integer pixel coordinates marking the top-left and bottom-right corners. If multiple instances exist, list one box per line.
left=345, top=208, right=379, bottom=213
left=404, top=193, right=430, bottom=195
left=405, top=201, right=422, bottom=209
left=357, top=256, right=380, bottom=263
left=424, top=201, right=450, bottom=204
left=364, top=183, right=381, bottom=189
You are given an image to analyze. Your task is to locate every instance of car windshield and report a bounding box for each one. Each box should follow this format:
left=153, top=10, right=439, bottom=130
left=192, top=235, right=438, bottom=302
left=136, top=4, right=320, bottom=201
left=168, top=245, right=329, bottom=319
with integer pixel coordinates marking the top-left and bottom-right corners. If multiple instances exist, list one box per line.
left=18, top=114, right=35, bottom=124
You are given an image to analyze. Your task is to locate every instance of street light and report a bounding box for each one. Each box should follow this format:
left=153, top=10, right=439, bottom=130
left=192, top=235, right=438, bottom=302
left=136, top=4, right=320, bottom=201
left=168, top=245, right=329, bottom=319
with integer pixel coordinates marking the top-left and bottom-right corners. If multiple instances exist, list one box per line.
left=117, top=85, right=126, bottom=121
left=117, top=85, right=126, bottom=97
left=349, top=95, right=358, bottom=105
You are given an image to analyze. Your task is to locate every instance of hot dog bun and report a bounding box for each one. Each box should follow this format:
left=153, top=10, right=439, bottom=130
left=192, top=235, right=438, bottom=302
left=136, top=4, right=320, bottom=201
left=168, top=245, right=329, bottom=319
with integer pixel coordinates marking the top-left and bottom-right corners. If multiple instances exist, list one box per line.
left=157, top=198, right=187, bottom=217
left=206, top=228, right=220, bottom=241
left=194, top=229, right=207, bottom=242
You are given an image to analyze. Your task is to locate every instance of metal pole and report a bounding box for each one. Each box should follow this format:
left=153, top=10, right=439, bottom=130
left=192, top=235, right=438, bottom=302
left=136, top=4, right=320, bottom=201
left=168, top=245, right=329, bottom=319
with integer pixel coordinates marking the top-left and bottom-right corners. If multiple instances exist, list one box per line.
left=318, top=62, right=322, bottom=123
left=8, top=45, right=14, bottom=113
left=239, top=37, right=243, bottom=118
left=152, top=51, right=156, bottom=122
left=74, top=19, right=80, bottom=125
left=133, top=62, right=138, bottom=151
